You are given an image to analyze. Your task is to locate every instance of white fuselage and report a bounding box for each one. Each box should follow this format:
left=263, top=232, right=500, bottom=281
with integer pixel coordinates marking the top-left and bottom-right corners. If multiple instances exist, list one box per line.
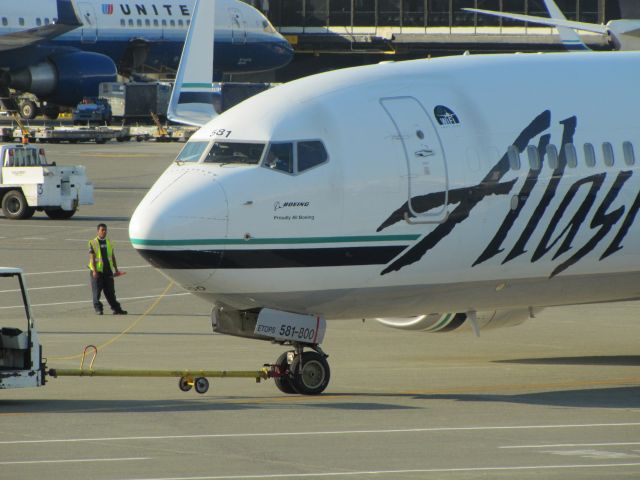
left=130, top=51, right=640, bottom=319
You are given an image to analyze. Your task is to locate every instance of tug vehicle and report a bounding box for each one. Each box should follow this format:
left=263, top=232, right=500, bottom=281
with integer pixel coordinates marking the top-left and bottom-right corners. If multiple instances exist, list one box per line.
left=0, top=143, right=94, bottom=219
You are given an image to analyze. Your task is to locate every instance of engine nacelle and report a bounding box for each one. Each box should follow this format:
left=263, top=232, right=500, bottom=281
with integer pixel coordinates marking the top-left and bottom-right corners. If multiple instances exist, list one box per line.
left=376, top=308, right=541, bottom=333
left=8, top=51, right=117, bottom=107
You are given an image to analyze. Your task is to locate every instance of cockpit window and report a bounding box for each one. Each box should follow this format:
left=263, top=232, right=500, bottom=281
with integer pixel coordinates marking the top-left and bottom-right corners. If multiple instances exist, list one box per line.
left=262, top=140, right=328, bottom=175
left=297, top=141, right=328, bottom=172
left=204, top=142, right=265, bottom=165
left=263, top=143, right=294, bottom=173
left=176, top=141, right=208, bottom=163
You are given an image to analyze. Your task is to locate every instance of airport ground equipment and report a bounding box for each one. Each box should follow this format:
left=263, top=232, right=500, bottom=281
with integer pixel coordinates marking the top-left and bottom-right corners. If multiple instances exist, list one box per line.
left=149, top=111, right=177, bottom=142
left=72, top=97, right=112, bottom=125
left=0, top=268, right=46, bottom=390
left=47, top=345, right=292, bottom=395
left=0, top=143, right=94, bottom=219
left=100, top=82, right=171, bottom=123
left=7, top=125, right=130, bottom=144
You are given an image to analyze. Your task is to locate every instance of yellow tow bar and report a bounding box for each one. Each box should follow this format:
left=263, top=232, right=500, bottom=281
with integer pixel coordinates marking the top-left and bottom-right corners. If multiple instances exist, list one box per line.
left=47, top=345, right=273, bottom=394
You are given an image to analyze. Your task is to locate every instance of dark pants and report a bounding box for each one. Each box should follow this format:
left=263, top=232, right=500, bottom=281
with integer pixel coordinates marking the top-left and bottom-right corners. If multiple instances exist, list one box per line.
left=90, top=272, right=122, bottom=313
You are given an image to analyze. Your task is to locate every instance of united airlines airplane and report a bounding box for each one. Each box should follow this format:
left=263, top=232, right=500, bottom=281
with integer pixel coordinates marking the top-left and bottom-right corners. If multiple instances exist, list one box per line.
left=0, top=0, right=292, bottom=117
left=129, top=1, right=640, bottom=396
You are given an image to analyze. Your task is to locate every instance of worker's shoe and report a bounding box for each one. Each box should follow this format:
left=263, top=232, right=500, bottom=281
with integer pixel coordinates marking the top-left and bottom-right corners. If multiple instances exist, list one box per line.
left=95, top=310, right=103, bottom=315
left=113, top=310, right=127, bottom=315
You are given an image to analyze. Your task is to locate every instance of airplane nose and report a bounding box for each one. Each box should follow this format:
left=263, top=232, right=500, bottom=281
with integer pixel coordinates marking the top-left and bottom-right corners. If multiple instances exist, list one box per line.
left=129, top=167, right=228, bottom=273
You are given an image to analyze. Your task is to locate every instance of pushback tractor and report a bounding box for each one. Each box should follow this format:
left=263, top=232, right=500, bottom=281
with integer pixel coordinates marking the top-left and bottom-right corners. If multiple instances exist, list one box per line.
left=0, top=268, right=46, bottom=390
left=0, top=143, right=94, bottom=219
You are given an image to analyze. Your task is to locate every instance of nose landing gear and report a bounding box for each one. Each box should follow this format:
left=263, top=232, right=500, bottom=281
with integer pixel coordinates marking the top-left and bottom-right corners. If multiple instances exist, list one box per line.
left=273, top=344, right=330, bottom=395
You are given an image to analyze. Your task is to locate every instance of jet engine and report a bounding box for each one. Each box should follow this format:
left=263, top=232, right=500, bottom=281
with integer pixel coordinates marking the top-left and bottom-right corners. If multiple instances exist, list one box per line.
left=6, top=51, right=117, bottom=107
left=376, top=308, right=541, bottom=333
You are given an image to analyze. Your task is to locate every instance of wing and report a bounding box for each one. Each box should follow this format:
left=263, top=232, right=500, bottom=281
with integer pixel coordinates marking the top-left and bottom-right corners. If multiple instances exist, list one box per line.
left=0, top=0, right=82, bottom=52
left=463, top=8, right=608, bottom=35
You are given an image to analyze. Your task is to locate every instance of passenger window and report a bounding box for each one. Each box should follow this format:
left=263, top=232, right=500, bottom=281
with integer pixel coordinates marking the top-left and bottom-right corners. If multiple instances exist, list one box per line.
left=623, top=141, right=635, bottom=166
left=526, top=145, right=540, bottom=170
left=154, top=19, right=159, bottom=27
left=507, top=145, right=520, bottom=170
left=2, top=18, right=7, bottom=27
left=178, top=20, right=184, bottom=27
left=564, top=143, right=578, bottom=168
left=602, top=142, right=615, bottom=166
left=264, top=143, right=293, bottom=173
left=175, top=141, right=209, bottom=162
left=162, top=19, right=167, bottom=26
left=19, top=18, right=24, bottom=26
left=145, top=19, right=150, bottom=27
left=204, top=142, right=265, bottom=165
left=583, top=143, right=596, bottom=167
left=44, top=18, right=50, bottom=25
left=120, top=19, right=125, bottom=26
left=297, top=141, right=328, bottom=172
left=546, top=144, right=559, bottom=169
left=170, top=19, right=176, bottom=27
left=137, top=19, right=142, bottom=27
left=128, top=19, right=134, bottom=26
left=36, top=18, right=42, bottom=26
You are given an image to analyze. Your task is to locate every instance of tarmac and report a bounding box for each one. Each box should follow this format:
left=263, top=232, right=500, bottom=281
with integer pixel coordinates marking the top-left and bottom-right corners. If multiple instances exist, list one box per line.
left=1, top=142, right=639, bottom=480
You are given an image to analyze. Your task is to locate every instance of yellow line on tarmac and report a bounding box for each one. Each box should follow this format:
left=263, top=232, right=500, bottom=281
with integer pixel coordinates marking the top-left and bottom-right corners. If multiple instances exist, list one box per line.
left=48, top=281, right=175, bottom=362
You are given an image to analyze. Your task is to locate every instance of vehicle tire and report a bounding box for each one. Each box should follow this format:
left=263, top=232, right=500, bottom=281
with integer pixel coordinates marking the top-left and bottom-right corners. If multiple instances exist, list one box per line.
left=178, top=377, right=192, bottom=392
left=194, top=377, right=209, bottom=394
left=2, top=190, right=35, bottom=220
left=44, top=208, right=76, bottom=219
left=273, top=351, right=297, bottom=394
left=289, top=351, right=330, bottom=395
left=19, top=100, right=38, bottom=120
left=43, top=105, right=60, bottom=120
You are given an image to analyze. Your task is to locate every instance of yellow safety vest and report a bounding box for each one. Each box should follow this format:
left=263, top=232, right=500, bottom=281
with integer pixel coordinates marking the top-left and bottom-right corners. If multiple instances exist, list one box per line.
left=88, top=237, right=115, bottom=273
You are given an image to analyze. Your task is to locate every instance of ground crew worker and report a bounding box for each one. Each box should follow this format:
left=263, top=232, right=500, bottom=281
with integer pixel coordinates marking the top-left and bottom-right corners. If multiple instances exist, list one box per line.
left=88, top=223, right=127, bottom=315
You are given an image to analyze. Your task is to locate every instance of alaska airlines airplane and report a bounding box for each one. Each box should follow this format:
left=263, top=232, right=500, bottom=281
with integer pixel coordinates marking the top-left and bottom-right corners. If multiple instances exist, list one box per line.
left=0, top=0, right=292, bottom=116
left=129, top=3, right=640, bottom=396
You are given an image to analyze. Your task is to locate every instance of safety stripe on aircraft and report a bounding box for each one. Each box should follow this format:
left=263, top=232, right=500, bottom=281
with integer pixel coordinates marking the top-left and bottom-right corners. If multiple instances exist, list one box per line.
left=135, top=245, right=408, bottom=269
left=130, top=234, right=420, bottom=247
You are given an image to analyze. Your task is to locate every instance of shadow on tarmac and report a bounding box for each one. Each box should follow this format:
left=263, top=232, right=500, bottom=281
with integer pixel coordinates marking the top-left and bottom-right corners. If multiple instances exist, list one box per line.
left=2, top=386, right=639, bottom=413
left=496, top=355, right=640, bottom=366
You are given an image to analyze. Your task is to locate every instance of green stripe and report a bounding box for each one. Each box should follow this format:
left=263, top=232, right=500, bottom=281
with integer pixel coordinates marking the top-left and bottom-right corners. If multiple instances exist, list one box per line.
left=182, top=82, right=214, bottom=88
left=130, top=234, right=419, bottom=247
left=428, top=313, right=454, bottom=332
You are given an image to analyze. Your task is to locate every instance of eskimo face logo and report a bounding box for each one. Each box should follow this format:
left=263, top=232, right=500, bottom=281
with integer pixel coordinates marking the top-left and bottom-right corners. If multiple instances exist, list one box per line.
left=434, top=105, right=460, bottom=126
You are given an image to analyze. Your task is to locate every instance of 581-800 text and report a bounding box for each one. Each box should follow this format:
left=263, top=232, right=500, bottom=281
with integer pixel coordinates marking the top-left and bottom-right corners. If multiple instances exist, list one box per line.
left=279, top=324, right=315, bottom=341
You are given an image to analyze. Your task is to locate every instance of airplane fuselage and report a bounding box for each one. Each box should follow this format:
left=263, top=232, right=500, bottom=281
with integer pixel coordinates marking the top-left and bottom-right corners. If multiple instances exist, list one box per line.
left=130, top=52, right=640, bottom=321
left=0, top=0, right=292, bottom=106
left=0, top=0, right=290, bottom=73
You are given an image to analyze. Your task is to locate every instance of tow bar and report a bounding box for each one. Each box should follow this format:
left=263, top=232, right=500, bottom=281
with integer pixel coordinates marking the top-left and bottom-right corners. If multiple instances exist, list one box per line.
left=47, top=346, right=281, bottom=394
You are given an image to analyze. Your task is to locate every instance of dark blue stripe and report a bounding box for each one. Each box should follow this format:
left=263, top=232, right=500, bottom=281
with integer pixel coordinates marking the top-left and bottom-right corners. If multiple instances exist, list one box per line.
left=178, top=92, right=218, bottom=104
left=136, top=246, right=407, bottom=269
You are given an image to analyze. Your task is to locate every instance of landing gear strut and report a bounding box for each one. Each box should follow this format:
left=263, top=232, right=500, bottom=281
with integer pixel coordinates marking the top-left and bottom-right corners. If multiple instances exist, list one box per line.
left=273, top=344, right=330, bottom=395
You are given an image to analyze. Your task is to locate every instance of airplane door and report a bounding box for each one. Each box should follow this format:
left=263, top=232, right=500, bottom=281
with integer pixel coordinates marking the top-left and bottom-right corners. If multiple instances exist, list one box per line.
left=78, top=2, right=98, bottom=44
left=228, top=8, right=247, bottom=44
left=380, top=96, right=449, bottom=222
